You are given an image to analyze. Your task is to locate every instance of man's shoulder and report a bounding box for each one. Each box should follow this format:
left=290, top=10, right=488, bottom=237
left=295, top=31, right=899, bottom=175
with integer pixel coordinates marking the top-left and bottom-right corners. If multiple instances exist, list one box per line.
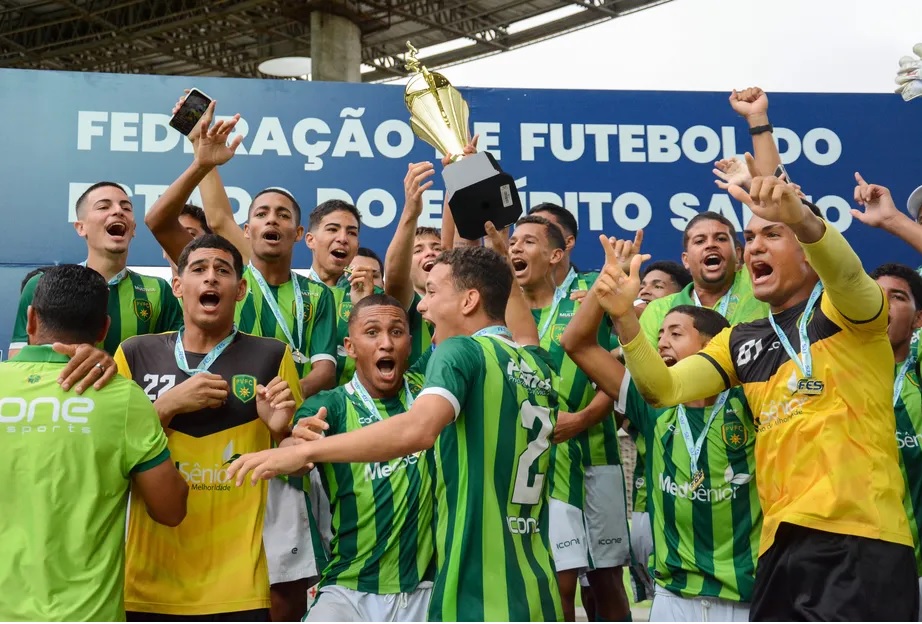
left=297, top=273, right=333, bottom=296
left=234, top=331, right=289, bottom=358
left=121, top=331, right=176, bottom=354
left=126, top=269, right=172, bottom=291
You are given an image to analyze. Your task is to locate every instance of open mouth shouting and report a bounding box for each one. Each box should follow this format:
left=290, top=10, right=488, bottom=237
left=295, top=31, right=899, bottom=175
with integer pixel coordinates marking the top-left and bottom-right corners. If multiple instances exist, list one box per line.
left=511, top=256, right=528, bottom=277
left=199, top=290, right=221, bottom=312
left=421, top=258, right=437, bottom=272
left=660, top=352, right=677, bottom=367
left=330, top=248, right=349, bottom=264
left=702, top=253, right=724, bottom=271
left=105, top=221, right=128, bottom=240
left=262, top=229, right=282, bottom=244
left=375, top=354, right=398, bottom=383
left=749, top=260, right=774, bottom=286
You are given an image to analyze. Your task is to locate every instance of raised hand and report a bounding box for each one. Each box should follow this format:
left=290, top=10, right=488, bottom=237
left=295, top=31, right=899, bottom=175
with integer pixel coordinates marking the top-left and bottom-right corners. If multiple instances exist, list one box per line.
left=483, top=221, right=511, bottom=258
left=727, top=153, right=806, bottom=225
left=193, top=101, right=244, bottom=169
left=851, top=172, right=902, bottom=229
left=713, top=157, right=752, bottom=191
left=53, top=343, right=117, bottom=393
left=227, top=445, right=313, bottom=486
left=292, top=407, right=329, bottom=444
left=592, top=235, right=649, bottom=319
left=403, top=161, right=436, bottom=219
left=729, top=87, right=769, bottom=120
left=613, top=229, right=644, bottom=275
left=440, top=133, right=479, bottom=167
left=256, top=376, right=297, bottom=437
left=348, top=265, right=377, bottom=303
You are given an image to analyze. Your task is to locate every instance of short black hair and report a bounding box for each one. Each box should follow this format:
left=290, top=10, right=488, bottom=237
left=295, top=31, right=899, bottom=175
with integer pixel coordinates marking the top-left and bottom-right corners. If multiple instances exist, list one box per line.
left=181, top=203, right=212, bottom=234
left=31, top=265, right=109, bottom=344
left=250, top=188, right=302, bottom=226
left=871, top=263, right=922, bottom=311
left=177, top=233, right=244, bottom=279
left=529, top=203, right=578, bottom=240
left=682, top=212, right=738, bottom=250
left=642, top=261, right=692, bottom=290
left=415, top=226, right=442, bottom=240
left=514, top=215, right=566, bottom=251
left=21, top=266, right=56, bottom=293
left=666, top=305, right=730, bottom=341
left=75, top=181, right=127, bottom=217
left=801, top=199, right=824, bottom=219
left=347, top=293, right=408, bottom=330
left=356, top=247, right=383, bottom=272
left=308, top=199, right=362, bottom=233
left=433, top=247, right=513, bottom=322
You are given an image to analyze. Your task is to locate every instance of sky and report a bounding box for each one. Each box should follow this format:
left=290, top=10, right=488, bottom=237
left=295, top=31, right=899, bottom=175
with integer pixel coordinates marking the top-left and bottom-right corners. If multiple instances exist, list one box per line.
left=388, top=0, right=922, bottom=94
left=133, top=0, right=921, bottom=279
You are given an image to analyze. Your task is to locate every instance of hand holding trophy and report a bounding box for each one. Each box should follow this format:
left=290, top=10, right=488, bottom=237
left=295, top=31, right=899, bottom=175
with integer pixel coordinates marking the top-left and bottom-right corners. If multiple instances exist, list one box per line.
left=404, top=42, right=523, bottom=240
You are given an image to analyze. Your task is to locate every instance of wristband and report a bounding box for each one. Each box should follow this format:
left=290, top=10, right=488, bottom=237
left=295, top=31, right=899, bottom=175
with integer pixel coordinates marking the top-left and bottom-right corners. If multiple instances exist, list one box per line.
left=749, top=124, right=773, bottom=136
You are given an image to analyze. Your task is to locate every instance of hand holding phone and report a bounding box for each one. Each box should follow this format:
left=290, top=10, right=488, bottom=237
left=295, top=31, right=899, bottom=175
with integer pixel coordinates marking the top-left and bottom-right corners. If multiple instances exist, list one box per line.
left=169, top=88, right=213, bottom=136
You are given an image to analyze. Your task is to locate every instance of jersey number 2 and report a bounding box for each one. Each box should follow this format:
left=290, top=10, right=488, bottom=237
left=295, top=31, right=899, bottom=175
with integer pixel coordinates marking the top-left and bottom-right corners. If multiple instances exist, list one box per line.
left=511, top=401, right=554, bottom=505
left=143, top=374, right=176, bottom=400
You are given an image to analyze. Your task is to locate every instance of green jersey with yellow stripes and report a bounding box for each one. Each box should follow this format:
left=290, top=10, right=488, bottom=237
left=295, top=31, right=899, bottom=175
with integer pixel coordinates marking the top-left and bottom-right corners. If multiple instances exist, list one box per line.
left=894, top=357, right=922, bottom=575
left=420, top=332, right=562, bottom=622
left=235, top=266, right=337, bottom=379
left=11, top=268, right=182, bottom=355
left=407, top=292, right=433, bottom=366
left=294, top=368, right=435, bottom=594
left=623, top=379, right=760, bottom=602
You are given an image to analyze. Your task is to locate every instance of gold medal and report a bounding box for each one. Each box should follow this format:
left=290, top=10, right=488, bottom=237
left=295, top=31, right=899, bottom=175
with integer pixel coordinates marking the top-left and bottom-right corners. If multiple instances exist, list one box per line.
left=795, top=377, right=824, bottom=396
left=691, top=469, right=705, bottom=490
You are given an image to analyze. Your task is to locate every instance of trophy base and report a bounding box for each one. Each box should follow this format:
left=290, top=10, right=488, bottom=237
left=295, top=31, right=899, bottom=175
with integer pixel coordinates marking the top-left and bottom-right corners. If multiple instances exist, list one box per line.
left=442, top=152, right=523, bottom=241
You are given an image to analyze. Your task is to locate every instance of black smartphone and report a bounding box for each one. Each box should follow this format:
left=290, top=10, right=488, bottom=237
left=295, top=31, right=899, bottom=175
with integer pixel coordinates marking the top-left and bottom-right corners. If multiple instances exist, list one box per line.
left=169, top=88, right=212, bottom=136
left=774, top=163, right=793, bottom=184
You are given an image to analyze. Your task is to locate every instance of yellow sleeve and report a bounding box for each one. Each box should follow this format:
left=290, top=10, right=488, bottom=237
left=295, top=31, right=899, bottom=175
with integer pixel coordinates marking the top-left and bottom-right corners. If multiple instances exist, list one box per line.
left=113, top=345, right=132, bottom=379
left=801, top=222, right=886, bottom=330
left=278, top=346, right=304, bottom=410
left=621, top=326, right=733, bottom=408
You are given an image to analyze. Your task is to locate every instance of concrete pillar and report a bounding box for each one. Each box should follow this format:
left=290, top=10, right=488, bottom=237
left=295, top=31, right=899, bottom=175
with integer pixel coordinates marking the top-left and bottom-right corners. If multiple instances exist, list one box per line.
left=310, top=11, right=361, bottom=82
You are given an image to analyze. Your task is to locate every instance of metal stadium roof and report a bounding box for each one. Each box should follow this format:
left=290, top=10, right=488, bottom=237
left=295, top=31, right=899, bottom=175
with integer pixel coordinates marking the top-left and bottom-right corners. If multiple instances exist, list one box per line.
left=0, top=0, right=673, bottom=82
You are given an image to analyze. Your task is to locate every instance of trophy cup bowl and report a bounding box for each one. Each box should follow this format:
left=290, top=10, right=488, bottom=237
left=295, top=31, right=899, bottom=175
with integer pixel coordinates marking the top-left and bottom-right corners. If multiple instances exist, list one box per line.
left=404, top=42, right=471, bottom=162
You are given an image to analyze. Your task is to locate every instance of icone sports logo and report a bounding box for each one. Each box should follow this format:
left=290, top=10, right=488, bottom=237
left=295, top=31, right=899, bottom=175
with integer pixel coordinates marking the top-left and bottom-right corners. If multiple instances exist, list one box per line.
left=0, top=396, right=93, bottom=435
left=506, top=516, right=540, bottom=534
left=506, top=360, right=552, bottom=396
left=557, top=538, right=581, bottom=549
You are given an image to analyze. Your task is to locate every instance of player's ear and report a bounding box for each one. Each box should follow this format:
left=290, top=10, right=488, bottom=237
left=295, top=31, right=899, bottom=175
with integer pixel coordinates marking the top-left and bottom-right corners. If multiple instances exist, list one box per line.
left=681, top=250, right=690, bottom=271
left=461, top=288, right=480, bottom=317
left=235, top=277, right=247, bottom=302
left=550, top=248, right=565, bottom=266
left=913, top=309, right=922, bottom=331
left=344, top=336, right=357, bottom=359
left=564, top=234, right=575, bottom=253
left=26, top=305, right=37, bottom=338
left=172, top=274, right=183, bottom=300
left=295, top=225, right=305, bottom=243
left=74, top=219, right=87, bottom=239
left=96, top=316, right=112, bottom=344
left=304, top=230, right=316, bottom=251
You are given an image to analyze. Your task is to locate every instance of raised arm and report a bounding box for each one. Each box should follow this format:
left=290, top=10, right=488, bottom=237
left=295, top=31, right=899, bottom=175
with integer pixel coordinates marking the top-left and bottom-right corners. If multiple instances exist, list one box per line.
left=560, top=290, right=627, bottom=399
left=146, top=100, right=243, bottom=265
left=729, top=158, right=884, bottom=324
left=199, top=168, right=251, bottom=265
left=851, top=173, right=922, bottom=256
left=730, top=87, right=782, bottom=178
left=484, top=221, right=539, bottom=346
left=385, top=162, right=435, bottom=309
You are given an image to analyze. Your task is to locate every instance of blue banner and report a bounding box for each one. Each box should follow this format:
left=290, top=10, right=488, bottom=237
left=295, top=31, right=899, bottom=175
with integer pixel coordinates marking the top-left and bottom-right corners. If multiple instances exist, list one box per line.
left=2, top=68, right=921, bottom=352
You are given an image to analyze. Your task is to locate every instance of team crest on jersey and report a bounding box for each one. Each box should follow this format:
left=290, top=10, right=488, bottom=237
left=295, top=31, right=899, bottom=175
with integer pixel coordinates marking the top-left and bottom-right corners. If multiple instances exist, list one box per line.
left=27, top=374, right=40, bottom=384
left=722, top=421, right=748, bottom=451
left=551, top=324, right=566, bottom=344
left=294, top=299, right=314, bottom=322
left=339, top=299, right=353, bottom=321
left=133, top=299, right=153, bottom=322
left=407, top=379, right=423, bottom=395
left=232, top=375, right=257, bottom=403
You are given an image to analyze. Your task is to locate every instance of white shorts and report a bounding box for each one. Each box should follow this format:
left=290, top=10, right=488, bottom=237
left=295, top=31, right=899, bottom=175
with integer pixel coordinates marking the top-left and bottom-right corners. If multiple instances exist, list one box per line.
left=650, top=585, right=749, bottom=622
left=549, top=498, right=590, bottom=572
left=307, top=468, right=333, bottom=560
left=264, top=478, right=320, bottom=585
left=305, top=583, right=433, bottom=622
left=629, top=511, right=655, bottom=603
left=584, top=464, right=631, bottom=568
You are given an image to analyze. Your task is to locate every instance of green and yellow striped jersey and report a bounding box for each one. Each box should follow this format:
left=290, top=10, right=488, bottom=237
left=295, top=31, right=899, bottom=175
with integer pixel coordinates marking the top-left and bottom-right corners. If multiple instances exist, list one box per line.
left=894, top=358, right=922, bottom=575
left=235, top=266, right=337, bottom=380
left=420, top=333, right=563, bottom=622
left=11, top=269, right=182, bottom=355
left=407, top=292, right=433, bottom=366
left=294, top=368, right=435, bottom=594
left=622, top=378, right=761, bottom=602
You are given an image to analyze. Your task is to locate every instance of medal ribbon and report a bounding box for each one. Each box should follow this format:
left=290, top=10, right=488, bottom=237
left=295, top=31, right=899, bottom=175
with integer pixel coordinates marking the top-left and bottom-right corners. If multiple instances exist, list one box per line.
left=174, top=325, right=237, bottom=375
left=675, top=390, right=730, bottom=481
left=249, top=263, right=304, bottom=356
left=767, top=282, right=824, bottom=381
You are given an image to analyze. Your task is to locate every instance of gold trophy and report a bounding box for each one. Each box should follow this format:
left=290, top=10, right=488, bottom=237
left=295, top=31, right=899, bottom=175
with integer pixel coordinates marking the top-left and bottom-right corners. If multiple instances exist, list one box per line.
left=404, top=41, right=471, bottom=162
